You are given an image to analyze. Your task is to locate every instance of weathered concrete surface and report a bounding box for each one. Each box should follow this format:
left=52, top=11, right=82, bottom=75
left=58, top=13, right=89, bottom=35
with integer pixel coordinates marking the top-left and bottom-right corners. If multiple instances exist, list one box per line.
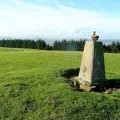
left=78, top=41, right=105, bottom=86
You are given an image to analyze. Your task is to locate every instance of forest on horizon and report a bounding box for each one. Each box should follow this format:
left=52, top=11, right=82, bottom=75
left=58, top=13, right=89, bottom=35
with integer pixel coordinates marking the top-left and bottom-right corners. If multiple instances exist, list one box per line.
left=0, top=39, right=120, bottom=53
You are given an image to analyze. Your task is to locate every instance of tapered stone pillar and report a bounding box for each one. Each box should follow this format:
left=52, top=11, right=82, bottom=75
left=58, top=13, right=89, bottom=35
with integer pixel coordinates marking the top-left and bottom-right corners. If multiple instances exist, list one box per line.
left=78, top=32, right=105, bottom=86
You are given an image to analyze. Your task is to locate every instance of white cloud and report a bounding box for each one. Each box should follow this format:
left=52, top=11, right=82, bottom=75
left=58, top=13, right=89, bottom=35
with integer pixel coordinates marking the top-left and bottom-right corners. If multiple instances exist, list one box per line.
left=0, top=1, right=120, bottom=40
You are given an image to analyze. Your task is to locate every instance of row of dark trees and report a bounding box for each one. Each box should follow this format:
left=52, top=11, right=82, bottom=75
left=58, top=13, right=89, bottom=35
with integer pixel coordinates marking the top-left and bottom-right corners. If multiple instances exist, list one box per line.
left=0, top=39, right=47, bottom=50
left=0, top=39, right=86, bottom=51
left=53, top=39, right=85, bottom=51
left=0, top=39, right=120, bottom=53
left=103, top=41, right=120, bottom=53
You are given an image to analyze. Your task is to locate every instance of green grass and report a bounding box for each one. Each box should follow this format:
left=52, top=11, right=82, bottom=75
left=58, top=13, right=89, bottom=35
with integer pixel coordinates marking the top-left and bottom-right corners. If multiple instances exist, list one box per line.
left=0, top=47, right=120, bottom=120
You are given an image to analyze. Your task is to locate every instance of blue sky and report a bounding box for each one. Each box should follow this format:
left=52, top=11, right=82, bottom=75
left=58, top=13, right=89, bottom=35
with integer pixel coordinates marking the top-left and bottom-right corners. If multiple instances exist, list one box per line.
left=0, top=0, right=120, bottom=40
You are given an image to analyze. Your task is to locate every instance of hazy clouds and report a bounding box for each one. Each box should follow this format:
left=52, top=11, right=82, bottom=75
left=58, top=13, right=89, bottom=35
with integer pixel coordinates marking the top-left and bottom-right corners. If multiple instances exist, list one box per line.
left=0, top=0, right=120, bottom=39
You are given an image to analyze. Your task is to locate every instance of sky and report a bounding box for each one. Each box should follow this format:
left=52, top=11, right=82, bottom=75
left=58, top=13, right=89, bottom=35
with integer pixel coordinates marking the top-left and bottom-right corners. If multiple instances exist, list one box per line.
left=1, top=0, right=120, bottom=40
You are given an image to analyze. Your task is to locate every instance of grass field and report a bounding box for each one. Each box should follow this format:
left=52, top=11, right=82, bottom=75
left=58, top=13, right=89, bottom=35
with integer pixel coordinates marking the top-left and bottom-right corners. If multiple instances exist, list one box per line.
left=0, top=47, right=120, bottom=120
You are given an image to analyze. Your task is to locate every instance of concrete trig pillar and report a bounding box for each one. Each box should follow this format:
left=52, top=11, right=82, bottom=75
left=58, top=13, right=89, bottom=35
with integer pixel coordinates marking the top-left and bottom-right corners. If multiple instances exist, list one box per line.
left=78, top=32, right=106, bottom=86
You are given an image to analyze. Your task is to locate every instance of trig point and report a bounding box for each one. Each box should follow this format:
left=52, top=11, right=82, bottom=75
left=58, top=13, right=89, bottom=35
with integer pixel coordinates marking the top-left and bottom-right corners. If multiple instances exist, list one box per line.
left=78, top=31, right=106, bottom=87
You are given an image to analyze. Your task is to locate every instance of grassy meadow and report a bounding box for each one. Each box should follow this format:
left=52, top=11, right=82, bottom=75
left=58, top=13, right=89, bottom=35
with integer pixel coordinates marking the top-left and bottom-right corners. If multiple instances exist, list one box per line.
left=0, top=47, right=120, bottom=120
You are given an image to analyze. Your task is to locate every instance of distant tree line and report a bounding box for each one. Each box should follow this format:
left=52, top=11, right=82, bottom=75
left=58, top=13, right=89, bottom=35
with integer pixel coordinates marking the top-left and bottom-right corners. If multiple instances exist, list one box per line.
left=0, top=39, right=120, bottom=53
left=0, top=39, right=86, bottom=51
left=0, top=39, right=50, bottom=50
left=103, top=41, right=120, bottom=53
left=53, top=39, right=85, bottom=51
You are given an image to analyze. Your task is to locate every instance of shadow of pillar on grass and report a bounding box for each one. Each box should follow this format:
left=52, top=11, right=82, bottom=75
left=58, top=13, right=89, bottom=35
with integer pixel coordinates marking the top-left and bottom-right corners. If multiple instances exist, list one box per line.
left=61, top=68, right=81, bottom=92
left=61, top=68, right=120, bottom=93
